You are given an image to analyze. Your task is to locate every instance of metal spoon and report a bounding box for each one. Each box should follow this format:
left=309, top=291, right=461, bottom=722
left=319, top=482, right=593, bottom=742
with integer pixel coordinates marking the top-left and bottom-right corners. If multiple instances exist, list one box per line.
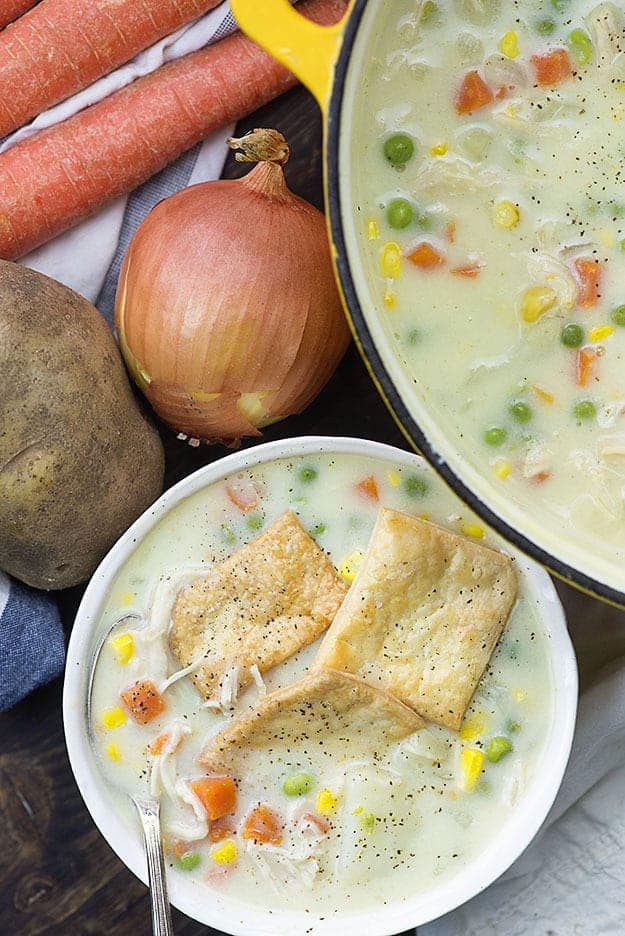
left=86, top=615, right=174, bottom=936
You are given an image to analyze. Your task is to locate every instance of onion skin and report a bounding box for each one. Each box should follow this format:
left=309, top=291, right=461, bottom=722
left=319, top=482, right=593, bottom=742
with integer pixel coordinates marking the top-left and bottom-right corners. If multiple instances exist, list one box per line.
left=115, top=153, right=350, bottom=443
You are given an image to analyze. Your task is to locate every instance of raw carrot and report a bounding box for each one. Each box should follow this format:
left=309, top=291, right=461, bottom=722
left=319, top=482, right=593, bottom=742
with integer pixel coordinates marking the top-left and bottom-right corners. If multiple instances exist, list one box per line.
left=0, top=0, right=224, bottom=137
left=573, top=257, right=602, bottom=308
left=454, top=71, right=494, bottom=115
left=0, top=0, right=37, bottom=30
left=242, top=805, right=283, bottom=846
left=120, top=680, right=166, bottom=724
left=407, top=242, right=445, bottom=270
left=0, top=0, right=347, bottom=260
left=532, top=49, right=573, bottom=87
left=191, top=777, right=237, bottom=821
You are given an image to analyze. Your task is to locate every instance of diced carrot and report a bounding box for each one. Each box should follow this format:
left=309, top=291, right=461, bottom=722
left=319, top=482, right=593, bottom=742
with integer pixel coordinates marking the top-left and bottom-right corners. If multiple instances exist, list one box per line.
left=454, top=71, right=494, bottom=115
left=573, top=258, right=602, bottom=308
left=120, top=680, right=166, bottom=725
left=575, top=347, right=600, bottom=386
left=191, top=777, right=237, bottom=821
left=529, top=471, right=551, bottom=484
left=0, top=0, right=347, bottom=259
left=226, top=477, right=259, bottom=512
left=532, top=49, right=573, bottom=87
left=242, top=805, right=283, bottom=846
left=356, top=475, right=379, bottom=501
left=170, top=838, right=202, bottom=858
left=149, top=732, right=169, bottom=756
left=209, top=816, right=236, bottom=843
left=444, top=221, right=457, bottom=244
left=451, top=264, right=482, bottom=278
left=533, top=384, right=555, bottom=404
left=407, top=242, right=445, bottom=270
left=0, top=0, right=37, bottom=30
left=302, top=812, right=332, bottom=835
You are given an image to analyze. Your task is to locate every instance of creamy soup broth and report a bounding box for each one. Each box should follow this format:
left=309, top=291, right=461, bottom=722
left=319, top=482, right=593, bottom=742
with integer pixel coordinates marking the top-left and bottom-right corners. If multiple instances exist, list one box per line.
left=91, top=452, right=554, bottom=914
left=347, top=0, right=625, bottom=587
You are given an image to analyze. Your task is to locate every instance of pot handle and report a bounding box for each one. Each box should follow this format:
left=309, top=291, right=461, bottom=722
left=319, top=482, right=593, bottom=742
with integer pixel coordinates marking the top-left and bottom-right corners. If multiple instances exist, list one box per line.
left=230, top=0, right=349, bottom=114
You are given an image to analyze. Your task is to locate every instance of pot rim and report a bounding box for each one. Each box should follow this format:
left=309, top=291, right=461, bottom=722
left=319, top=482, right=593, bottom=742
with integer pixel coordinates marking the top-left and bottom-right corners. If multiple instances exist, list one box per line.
left=63, top=435, right=577, bottom=935
left=325, top=0, right=625, bottom=609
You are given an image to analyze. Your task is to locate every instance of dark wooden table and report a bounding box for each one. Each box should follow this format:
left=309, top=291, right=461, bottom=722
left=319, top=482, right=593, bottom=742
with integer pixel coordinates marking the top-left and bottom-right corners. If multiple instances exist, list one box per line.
left=1, top=84, right=624, bottom=936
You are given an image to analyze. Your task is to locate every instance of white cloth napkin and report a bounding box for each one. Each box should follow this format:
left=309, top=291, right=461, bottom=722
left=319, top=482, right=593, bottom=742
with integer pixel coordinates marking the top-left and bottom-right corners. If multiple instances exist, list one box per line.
left=423, top=590, right=625, bottom=935
left=3, top=1, right=238, bottom=302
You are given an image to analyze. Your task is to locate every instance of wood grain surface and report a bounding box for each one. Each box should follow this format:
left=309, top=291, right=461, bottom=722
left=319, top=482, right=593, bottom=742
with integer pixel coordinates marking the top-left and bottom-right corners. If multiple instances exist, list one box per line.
left=0, top=82, right=623, bottom=936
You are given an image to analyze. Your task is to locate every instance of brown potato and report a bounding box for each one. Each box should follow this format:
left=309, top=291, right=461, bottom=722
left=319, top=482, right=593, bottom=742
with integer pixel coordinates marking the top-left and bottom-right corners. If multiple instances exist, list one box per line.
left=0, top=261, right=164, bottom=589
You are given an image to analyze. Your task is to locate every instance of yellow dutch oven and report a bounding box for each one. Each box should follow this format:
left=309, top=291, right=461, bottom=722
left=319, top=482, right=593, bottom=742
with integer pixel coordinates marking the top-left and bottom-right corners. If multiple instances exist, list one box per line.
left=231, top=0, right=625, bottom=609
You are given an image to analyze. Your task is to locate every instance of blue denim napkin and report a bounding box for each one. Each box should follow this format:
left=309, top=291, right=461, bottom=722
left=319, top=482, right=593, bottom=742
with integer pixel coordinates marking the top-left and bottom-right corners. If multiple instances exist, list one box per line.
left=0, top=572, right=65, bottom=711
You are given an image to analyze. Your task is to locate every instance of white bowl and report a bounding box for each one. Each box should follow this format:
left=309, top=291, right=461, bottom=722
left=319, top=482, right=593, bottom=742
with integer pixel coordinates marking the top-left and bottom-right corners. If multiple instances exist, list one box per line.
left=63, top=436, right=578, bottom=936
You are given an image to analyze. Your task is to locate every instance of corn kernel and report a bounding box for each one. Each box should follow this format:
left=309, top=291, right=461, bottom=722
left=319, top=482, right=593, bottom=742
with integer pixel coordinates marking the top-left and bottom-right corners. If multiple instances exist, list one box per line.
left=598, top=229, right=615, bottom=248
left=211, top=840, right=238, bottom=865
left=367, top=217, right=379, bottom=241
left=459, top=711, right=488, bottom=741
left=353, top=805, right=364, bottom=815
left=493, top=200, right=520, bottom=229
left=384, top=288, right=396, bottom=309
left=512, top=688, right=527, bottom=703
left=498, top=30, right=519, bottom=58
left=317, top=789, right=338, bottom=815
left=493, top=459, right=512, bottom=480
left=461, top=523, right=484, bottom=539
left=102, top=706, right=127, bottom=729
left=589, top=324, right=613, bottom=342
left=460, top=748, right=485, bottom=792
left=520, top=286, right=557, bottom=323
left=105, top=742, right=122, bottom=762
left=380, top=241, right=402, bottom=278
left=119, top=591, right=134, bottom=606
left=387, top=470, right=401, bottom=487
left=110, top=632, right=134, bottom=665
left=429, top=142, right=448, bottom=156
left=339, top=550, right=364, bottom=583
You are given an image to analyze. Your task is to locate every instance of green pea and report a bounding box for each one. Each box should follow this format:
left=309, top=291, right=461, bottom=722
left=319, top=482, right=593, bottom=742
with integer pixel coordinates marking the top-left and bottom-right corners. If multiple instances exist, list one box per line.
left=611, top=305, right=625, bottom=327
left=551, top=0, right=569, bottom=11
left=567, top=28, right=593, bottom=66
left=312, top=522, right=326, bottom=537
left=247, top=513, right=263, bottom=531
left=536, top=17, right=555, bottom=35
left=509, top=400, right=533, bottom=423
left=176, top=852, right=201, bottom=871
left=298, top=466, right=318, bottom=484
left=387, top=198, right=414, bottom=229
left=359, top=811, right=376, bottom=834
left=560, top=322, right=584, bottom=348
left=283, top=772, right=313, bottom=796
left=484, top=426, right=507, bottom=446
left=506, top=719, right=521, bottom=733
left=384, top=133, right=415, bottom=167
left=486, top=736, right=513, bottom=763
left=421, top=0, right=437, bottom=21
left=405, top=475, right=428, bottom=497
left=573, top=400, right=597, bottom=421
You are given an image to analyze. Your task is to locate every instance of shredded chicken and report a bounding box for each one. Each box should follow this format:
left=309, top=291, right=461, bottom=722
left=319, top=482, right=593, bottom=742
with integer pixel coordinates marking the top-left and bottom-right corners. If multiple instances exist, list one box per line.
left=526, top=252, right=578, bottom=311
left=249, top=664, right=267, bottom=698
left=585, top=3, right=624, bottom=67
left=413, top=158, right=501, bottom=196
left=203, top=663, right=242, bottom=713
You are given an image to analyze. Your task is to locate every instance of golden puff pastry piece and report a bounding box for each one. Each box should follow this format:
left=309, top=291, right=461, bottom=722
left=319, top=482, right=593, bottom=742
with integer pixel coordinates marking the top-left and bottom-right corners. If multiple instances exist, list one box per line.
left=169, top=510, right=348, bottom=701
left=199, top=668, right=424, bottom=775
left=315, top=508, right=517, bottom=731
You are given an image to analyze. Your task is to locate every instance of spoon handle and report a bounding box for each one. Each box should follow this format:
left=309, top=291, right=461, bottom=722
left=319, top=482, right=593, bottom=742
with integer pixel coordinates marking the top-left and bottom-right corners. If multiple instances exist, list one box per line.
left=133, top=796, right=174, bottom=936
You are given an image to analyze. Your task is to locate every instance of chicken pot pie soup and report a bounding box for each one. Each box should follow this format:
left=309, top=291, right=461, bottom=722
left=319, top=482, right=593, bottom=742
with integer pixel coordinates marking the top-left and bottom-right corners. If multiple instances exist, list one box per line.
left=89, top=445, right=561, bottom=919
left=342, top=0, right=625, bottom=592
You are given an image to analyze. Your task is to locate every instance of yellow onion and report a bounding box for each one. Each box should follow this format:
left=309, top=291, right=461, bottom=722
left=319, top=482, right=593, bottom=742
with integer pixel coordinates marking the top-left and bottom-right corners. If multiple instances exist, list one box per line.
left=115, top=129, right=350, bottom=443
